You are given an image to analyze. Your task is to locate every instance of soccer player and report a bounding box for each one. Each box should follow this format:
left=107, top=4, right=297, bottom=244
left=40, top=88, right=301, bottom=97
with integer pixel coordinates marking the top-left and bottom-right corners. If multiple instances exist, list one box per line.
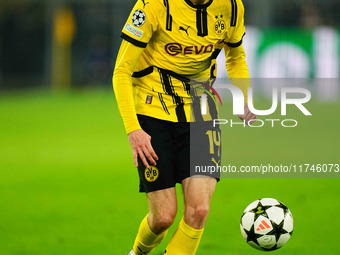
left=113, top=0, right=256, bottom=254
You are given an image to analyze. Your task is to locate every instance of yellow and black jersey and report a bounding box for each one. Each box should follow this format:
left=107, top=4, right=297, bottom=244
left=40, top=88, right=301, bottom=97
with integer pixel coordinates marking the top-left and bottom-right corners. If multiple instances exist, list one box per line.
left=113, top=0, right=250, bottom=133
left=122, top=0, right=245, bottom=73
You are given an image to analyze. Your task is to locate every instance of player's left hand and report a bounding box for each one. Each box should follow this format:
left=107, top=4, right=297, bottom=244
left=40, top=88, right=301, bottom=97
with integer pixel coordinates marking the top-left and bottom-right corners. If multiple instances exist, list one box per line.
left=237, top=103, right=257, bottom=125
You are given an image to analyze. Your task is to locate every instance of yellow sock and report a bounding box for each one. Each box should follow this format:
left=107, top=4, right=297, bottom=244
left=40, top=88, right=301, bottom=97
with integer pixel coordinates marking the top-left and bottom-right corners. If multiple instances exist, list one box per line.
left=165, top=218, right=204, bottom=255
left=133, top=214, right=168, bottom=255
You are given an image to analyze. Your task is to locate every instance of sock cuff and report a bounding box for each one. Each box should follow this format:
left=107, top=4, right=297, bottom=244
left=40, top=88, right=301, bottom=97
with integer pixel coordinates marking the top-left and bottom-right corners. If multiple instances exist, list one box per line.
left=179, top=218, right=204, bottom=239
left=141, top=214, right=168, bottom=244
left=142, top=214, right=158, bottom=238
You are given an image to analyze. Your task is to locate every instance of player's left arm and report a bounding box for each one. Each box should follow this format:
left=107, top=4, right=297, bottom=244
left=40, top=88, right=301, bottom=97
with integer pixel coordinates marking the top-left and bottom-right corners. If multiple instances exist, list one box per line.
left=224, top=0, right=256, bottom=124
left=225, top=45, right=256, bottom=124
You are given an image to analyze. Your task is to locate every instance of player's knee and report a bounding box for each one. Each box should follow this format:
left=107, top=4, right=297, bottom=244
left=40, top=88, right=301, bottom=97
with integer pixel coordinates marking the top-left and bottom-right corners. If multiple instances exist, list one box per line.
left=196, top=205, right=210, bottom=220
left=154, top=213, right=176, bottom=231
left=192, top=205, right=210, bottom=223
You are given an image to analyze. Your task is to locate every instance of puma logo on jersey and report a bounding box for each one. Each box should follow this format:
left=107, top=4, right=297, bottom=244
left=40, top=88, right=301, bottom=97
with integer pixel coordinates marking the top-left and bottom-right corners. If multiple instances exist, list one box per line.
left=211, top=157, right=220, bottom=165
left=141, top=0, right=149, bottom=8
left=179, top=26, right=190, bottom=36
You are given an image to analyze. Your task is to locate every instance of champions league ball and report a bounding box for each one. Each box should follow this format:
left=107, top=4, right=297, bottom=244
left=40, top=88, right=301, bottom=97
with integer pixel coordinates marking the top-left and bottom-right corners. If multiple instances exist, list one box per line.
left=240, top=198, right=294, bottom=251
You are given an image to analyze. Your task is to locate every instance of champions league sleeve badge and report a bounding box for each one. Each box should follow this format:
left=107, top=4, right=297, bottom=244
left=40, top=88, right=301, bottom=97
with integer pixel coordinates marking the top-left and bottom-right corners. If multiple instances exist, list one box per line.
left=132, top=9, right=146, bottom=27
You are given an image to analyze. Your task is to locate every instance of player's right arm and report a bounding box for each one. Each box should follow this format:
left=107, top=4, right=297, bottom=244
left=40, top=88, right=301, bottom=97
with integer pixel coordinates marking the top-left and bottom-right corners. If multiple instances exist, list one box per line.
left=113, top=0, right=161, bottom=168
left=113, top=41, right=158, bottom=168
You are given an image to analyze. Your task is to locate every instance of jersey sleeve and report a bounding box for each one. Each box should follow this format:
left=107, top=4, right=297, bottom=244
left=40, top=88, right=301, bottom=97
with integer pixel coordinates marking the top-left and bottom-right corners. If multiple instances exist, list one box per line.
left=226, top=0, right=246, bottom=48
left=113, top=40, right=145, bottom=134
left=224, top=44, right=250, bottom=102
left=120, top=0, right=161, bottom=48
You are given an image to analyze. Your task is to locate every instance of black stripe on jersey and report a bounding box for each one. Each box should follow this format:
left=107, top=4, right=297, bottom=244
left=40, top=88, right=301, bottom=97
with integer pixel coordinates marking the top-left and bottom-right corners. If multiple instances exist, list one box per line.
left=208, top=92, right=218, bottom=120
left=211, top=49, right=222, bottom=60
left=226, top=39, right=242, bottom=48
left=132, top=66, right=154, bottom=78
left=163, top=0, right=173, bottom=31
left=158, top=93, right=170, bottom=115
left=196, top=8, right=208, bottom=37
left=158, top=69, right=175, bottom=95
left=191, top=96, right=204, bottom=122
left=158, top=68, right=187, bottom=122
left=210, top=63, right=216, bottom=78
left=174, top=95, right=187, bottom=122
left=230, top=0, right=237, bottom=27
left=226, top=33, right=245, bottom=48
left=157, top=67, right=190, bottom=84
left=121, top=33, right=147, bottom=48
left=182, top=81, right=191, bottom=96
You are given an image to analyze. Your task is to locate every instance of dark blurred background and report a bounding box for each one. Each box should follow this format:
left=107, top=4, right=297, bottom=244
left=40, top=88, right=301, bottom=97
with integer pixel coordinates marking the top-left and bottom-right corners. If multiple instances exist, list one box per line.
left=0, top=0, right=339, bottom=90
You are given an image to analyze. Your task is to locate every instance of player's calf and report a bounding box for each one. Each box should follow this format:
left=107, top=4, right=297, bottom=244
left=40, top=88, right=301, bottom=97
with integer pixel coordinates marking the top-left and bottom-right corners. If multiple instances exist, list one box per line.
left=132, top=214, right=169, bottom=255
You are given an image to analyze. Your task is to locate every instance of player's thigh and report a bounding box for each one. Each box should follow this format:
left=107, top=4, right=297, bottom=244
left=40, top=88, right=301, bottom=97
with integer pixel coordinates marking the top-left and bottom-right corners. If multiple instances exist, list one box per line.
left=182, top=176, right=217, bottom=209
left=147, top=187, right=178, bottom=219
left=137, top=115, right=176, bottom=193
left=175, top=121, right=221, bottom=181
left=190, top=121, right=221, bottom=178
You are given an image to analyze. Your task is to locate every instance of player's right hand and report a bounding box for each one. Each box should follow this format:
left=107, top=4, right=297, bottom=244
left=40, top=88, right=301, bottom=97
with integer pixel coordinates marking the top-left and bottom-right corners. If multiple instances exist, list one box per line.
left=128, top=129, right=158, bottom=168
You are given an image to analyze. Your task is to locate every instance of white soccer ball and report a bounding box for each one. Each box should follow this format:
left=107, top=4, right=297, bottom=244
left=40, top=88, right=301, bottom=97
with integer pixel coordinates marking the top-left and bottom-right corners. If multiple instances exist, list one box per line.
left=240, top=198, right=293, bottom=251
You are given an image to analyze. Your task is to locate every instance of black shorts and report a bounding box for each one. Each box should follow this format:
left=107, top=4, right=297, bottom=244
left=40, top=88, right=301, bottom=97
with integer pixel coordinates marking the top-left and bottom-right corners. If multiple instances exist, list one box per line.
left=137, top=115, right=221, bottom=193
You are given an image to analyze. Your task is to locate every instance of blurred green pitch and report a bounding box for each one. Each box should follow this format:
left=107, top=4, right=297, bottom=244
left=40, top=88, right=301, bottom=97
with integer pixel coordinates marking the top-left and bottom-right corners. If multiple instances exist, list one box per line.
left=0, top=89, right=339, bottom=255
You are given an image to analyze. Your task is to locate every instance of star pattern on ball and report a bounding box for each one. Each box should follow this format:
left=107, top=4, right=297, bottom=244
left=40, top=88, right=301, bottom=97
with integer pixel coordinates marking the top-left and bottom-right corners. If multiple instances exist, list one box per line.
left=267, top=220, right=288, bottom=242
left=279, top=202, right=289, bottom=214
left=244, top=224, right=263, bottom=245
left=250, top=202, right=272, bottom=220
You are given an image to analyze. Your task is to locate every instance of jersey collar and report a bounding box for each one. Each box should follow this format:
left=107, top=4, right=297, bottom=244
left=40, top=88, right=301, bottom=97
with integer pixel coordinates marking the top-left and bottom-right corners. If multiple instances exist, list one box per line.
left=184, top=0, right=213, bottom=9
